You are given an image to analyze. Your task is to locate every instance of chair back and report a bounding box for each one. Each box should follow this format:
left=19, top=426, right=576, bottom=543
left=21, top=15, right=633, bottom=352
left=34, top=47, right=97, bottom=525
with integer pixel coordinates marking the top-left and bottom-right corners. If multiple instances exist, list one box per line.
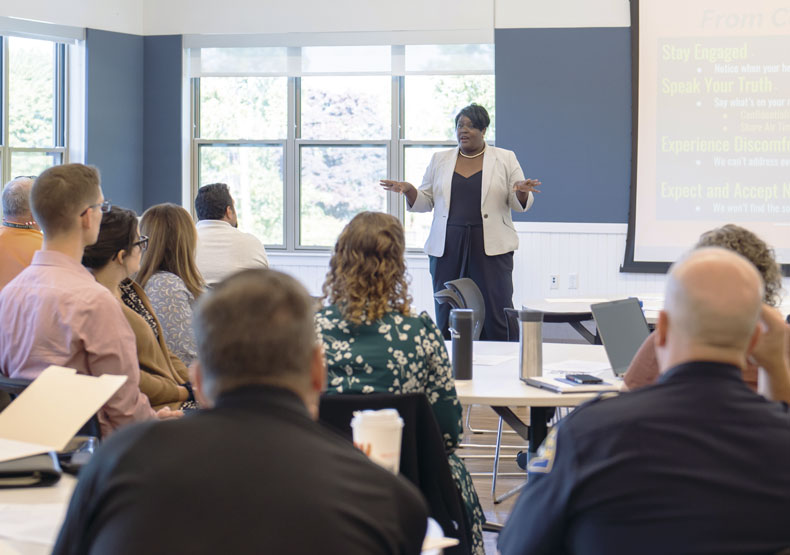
left=0, top=375, right=102, bottom=438
left=319, top=393, right=472, bottom=555
left=433, top=288, right=464, bottom=310
left=443, top=278, right=485, bottom=340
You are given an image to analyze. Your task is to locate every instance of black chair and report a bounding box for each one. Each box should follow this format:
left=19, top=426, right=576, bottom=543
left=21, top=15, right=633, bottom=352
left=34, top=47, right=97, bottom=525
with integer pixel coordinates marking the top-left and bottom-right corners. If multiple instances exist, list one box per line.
left=319, top=393, right=472, bottom=555
left=0, top=375, right=102, bottom=438
left=433, top=288, right=464, bottom=311
left=444, top=278, right=485, bottom=341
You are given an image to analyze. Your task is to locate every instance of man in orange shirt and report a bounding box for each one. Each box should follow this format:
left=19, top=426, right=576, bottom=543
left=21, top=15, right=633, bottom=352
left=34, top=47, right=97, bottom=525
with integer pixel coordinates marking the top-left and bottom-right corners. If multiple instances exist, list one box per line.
left=0, top=176, right=42, bottom=290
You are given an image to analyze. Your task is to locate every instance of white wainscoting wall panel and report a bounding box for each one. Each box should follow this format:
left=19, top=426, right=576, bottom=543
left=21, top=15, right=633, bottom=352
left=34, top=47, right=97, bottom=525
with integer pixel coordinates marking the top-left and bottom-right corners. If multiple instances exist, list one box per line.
left=270, top=223, right=790, bottom=318
left=268, top=223, right=673, bottom=318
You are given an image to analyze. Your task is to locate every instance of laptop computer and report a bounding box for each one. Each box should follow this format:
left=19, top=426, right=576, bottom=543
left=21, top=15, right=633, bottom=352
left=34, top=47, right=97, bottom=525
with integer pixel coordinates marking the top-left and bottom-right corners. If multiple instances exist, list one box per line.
left=591, top=298, right=651, bottom=377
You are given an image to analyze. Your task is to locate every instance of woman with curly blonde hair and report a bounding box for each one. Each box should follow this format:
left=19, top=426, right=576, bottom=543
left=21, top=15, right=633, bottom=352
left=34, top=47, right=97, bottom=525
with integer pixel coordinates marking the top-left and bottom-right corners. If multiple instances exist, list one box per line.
left=316, top=211, right=486, bottom=555
left=624, top=223, right=784, bottom=391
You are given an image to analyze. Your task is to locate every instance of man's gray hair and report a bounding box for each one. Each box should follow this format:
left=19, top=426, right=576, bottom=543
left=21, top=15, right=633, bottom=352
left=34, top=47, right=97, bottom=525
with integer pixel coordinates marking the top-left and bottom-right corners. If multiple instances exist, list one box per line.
left=193, top=269, right=317, bottom=399
left=2, top=177, right=34, bottom=218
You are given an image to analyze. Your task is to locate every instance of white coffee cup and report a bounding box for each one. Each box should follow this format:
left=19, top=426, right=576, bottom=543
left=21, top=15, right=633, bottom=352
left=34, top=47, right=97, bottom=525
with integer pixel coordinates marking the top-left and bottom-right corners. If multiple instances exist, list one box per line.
left=350, top=408, right=404, bottom=474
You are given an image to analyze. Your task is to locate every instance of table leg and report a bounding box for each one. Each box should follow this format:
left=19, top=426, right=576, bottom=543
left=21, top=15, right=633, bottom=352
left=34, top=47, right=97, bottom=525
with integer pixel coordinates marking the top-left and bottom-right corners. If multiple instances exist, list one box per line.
left=489, top=406, right=550, bottom=504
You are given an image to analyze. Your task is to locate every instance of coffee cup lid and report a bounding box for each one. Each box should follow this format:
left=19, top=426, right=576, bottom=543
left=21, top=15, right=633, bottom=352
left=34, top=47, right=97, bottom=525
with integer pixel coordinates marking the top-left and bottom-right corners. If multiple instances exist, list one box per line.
left=351, top=408, right=403, bottom=425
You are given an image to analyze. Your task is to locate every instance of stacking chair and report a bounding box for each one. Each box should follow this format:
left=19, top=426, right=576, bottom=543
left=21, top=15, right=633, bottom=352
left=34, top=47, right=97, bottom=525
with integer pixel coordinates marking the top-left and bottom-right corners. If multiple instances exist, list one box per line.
left=433, top=288, right=464, bottom=312
left=319, top=393, right=472, bottom=554
left=443, top=278, right=485, bottom=341
left=435, top=278, right=523, bottom=502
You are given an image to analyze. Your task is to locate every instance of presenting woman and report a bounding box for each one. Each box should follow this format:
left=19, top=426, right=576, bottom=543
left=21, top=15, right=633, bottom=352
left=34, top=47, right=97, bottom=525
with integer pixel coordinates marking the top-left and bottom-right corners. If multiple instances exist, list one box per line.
left=381, top=103, right=541, bottom=340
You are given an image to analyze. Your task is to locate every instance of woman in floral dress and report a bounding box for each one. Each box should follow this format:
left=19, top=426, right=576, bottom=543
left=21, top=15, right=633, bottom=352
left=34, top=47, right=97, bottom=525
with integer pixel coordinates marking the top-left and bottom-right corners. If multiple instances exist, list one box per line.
left=315, top=211, right=485, bottom=554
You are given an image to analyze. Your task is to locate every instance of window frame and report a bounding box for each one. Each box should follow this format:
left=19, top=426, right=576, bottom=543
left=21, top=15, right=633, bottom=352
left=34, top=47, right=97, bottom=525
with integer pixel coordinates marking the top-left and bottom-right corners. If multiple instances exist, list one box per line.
left=190, top=45, right=494, bottom=252
left=0, top=37, right=69, bottom=186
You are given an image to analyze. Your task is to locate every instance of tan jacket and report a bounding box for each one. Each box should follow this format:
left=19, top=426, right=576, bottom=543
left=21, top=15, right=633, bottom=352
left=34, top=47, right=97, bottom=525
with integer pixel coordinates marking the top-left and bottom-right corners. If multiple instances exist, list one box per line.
left=121, top=281, right=189, bottom=410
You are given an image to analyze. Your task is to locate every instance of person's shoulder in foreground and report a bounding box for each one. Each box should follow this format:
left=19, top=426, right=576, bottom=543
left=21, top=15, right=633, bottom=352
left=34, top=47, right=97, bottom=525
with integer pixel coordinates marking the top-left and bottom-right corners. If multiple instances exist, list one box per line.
left=54, top=385, right=427, bottom=555
left=499, top=247, right=790, bottom=555
left=54, top=269, right=427, bottom=555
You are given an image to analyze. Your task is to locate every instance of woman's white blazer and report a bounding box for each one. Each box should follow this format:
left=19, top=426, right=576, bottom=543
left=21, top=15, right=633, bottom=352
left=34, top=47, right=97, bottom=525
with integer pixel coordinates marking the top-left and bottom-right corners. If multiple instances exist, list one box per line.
left=408, top=144, right=533, bottom=257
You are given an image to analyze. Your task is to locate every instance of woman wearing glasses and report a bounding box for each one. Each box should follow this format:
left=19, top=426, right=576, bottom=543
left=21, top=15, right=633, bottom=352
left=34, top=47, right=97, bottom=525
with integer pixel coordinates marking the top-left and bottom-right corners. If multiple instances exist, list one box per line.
left=82, top=207, right=196, bottom=410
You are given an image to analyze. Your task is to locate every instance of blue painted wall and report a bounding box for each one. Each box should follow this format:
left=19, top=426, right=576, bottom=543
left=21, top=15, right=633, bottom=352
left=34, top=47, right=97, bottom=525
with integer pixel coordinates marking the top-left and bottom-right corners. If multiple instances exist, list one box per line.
left=85, top=28, right=631, bottom=223
left=496, top=28, right=632, bottom=223
left=85, top=29, right=144, bottom=214
left=143, top=35, right=183, bottom=208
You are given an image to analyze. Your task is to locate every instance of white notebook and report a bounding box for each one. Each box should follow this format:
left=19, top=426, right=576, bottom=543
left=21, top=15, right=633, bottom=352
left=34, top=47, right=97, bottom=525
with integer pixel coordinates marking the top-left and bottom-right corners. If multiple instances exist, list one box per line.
left=524, top=376, right=621, bottom=394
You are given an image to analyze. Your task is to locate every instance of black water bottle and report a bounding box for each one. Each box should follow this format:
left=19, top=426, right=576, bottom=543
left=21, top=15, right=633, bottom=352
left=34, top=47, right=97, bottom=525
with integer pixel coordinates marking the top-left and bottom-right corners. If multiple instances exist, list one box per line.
left=449, top=308, right=474, bottom=380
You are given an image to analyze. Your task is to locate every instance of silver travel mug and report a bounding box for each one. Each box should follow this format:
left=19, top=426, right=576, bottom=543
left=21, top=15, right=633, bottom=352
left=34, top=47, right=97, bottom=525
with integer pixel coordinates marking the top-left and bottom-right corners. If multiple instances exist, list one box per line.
left=519, top=310, right=543, bottom=380
left=449, top=309, right=474, bottom=380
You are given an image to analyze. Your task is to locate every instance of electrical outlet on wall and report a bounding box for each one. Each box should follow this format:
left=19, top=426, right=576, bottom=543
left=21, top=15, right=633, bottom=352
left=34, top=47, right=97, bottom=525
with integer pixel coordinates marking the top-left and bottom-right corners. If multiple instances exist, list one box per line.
left=568, top=273, right=578, bottom=289
left=550, top=275, right=559, bottom=289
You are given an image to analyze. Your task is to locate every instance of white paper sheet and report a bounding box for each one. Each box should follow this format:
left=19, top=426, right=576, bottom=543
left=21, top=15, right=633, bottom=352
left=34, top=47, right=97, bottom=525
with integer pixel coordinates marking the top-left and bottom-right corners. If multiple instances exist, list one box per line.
left=543, top=360, right=613, bottom=379
left=0, top=439, right=54, bottom=465
left=472, top=354, right=517, bottom=366
left=542, top=298, right=609, bottom=304
left=0, top=366, right=126, bottom=463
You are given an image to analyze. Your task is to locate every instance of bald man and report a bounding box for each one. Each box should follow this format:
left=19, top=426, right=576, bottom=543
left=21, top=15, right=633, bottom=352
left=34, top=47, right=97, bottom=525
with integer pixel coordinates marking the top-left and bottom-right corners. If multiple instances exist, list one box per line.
left=0, top=176, right=42, bottom=289
left=499, top=248, right=790, bottom=555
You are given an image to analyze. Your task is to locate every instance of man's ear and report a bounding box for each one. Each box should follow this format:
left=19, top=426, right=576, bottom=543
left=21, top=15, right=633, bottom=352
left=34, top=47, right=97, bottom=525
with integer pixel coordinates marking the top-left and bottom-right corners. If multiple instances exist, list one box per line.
left=189, top=361, right=213, bottom=408
left=654, top=311, right=669, bottom=347
left=745, top=323, right=762, bottom=358
left=79, top=210, right=92, bottom=230
left=225, top=205, right=235, bottom=220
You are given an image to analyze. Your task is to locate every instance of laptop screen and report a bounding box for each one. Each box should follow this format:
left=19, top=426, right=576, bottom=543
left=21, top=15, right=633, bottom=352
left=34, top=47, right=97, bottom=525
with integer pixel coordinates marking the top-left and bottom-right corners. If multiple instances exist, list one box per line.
left=591, top=298, right=651, bottom=376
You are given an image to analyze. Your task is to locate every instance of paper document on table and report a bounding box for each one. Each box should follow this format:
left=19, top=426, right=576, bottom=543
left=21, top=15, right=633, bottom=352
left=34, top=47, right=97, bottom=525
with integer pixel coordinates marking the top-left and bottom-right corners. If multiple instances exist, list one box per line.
left=543, top=298, right=609, bottom=304
left=0, top=366, right=126, bottom=463
left=525, top=376, right=620, bottom=394
left=543, top=360, right=613, bottom=379
left=0, top=438, right=54, bottom=466
left=0, top=503, right=69, bottom=546
left=472, top=354, right=516, bottom=366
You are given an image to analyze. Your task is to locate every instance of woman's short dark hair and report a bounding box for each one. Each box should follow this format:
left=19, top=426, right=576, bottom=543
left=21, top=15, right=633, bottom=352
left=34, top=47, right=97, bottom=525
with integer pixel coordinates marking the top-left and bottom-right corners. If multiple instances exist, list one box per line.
left=455, top=104, right=490, bottom=131
left=82, top=207, right=139, bottom=269
left=195, top=183, right=233, bottom=221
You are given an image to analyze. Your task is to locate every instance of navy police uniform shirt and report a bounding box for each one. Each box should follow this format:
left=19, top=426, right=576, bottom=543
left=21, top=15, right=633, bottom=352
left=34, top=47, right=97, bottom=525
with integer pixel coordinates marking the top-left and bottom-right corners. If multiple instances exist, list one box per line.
left=498, top=361, right=790, bottom=555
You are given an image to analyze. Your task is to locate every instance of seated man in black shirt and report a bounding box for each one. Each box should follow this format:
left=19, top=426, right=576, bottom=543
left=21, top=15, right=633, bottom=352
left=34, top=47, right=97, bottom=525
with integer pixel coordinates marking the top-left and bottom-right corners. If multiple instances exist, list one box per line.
left=54, top=269, right=428, bottom=555
left=499, top=247, right=790, bottom=555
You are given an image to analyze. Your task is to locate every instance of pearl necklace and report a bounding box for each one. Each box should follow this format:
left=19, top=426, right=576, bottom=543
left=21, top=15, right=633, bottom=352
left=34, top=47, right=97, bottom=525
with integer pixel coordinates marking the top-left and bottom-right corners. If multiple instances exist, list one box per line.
left=458, top=144, right=486, bottom=159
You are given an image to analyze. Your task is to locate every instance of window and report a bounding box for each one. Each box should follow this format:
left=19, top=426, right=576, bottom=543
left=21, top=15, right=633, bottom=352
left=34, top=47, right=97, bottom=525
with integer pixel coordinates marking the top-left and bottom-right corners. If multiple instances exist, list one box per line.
left=191, top=44, right=494, bottom=250
left=1, top=36, right=68, bottom=185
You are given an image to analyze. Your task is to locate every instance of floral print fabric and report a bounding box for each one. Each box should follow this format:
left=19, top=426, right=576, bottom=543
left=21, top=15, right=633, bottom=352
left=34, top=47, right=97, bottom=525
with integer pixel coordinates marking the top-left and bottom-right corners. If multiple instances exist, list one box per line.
left=316, top=306, right=485, bottom=554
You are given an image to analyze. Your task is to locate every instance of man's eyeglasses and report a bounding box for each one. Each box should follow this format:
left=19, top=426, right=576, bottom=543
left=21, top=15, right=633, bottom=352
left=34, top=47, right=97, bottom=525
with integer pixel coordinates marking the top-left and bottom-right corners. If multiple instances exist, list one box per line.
left=132, top=235, right=149, bottom=251
left=80, top=200, right=112, bottom=217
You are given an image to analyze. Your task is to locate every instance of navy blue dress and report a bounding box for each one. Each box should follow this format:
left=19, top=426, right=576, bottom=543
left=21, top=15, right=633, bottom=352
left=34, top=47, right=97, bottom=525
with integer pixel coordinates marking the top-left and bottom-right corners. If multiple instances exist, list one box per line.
left=430, top=170, right=514, bottom=341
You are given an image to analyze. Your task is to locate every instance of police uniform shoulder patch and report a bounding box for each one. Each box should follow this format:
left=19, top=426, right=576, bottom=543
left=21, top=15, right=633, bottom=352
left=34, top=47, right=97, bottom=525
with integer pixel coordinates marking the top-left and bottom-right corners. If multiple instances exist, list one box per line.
left=527, top=426, right=559, bottom=474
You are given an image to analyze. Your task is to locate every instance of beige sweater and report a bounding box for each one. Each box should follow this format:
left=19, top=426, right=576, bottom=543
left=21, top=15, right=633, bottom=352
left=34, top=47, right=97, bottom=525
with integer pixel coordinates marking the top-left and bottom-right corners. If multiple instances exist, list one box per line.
left=121, top=281, right=189, bottom=410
